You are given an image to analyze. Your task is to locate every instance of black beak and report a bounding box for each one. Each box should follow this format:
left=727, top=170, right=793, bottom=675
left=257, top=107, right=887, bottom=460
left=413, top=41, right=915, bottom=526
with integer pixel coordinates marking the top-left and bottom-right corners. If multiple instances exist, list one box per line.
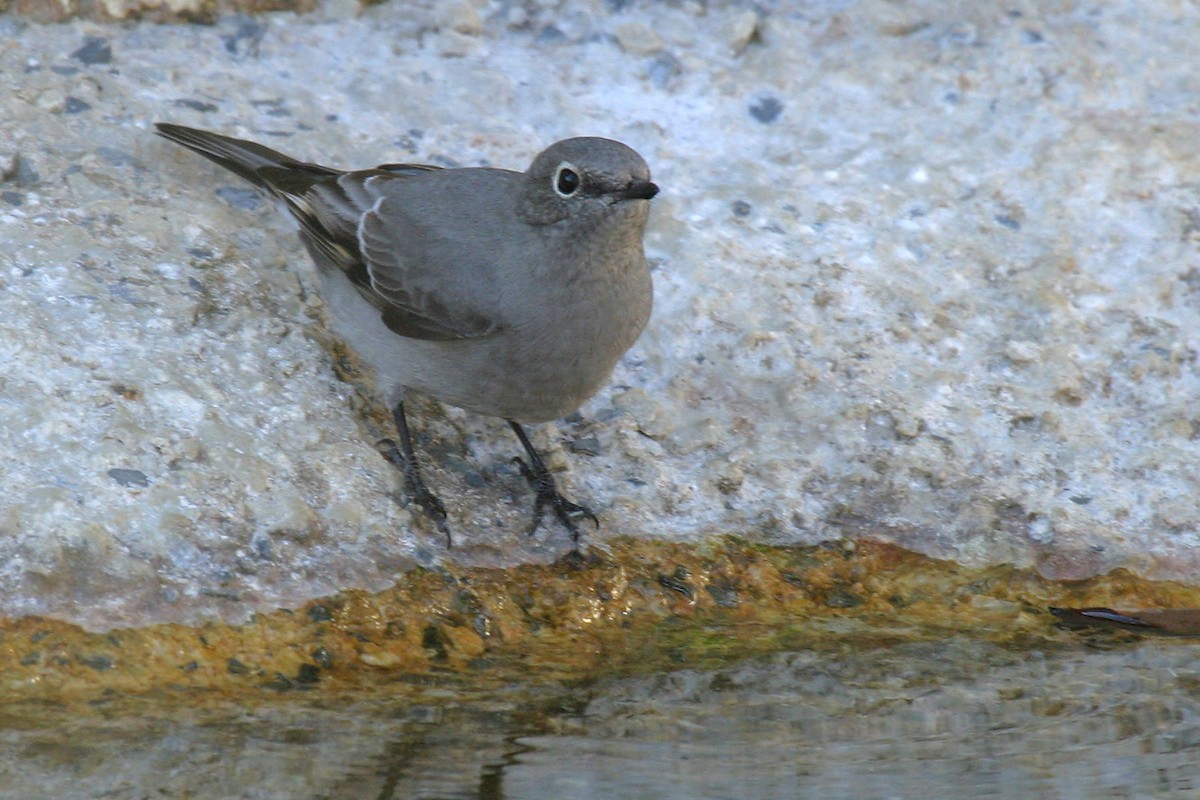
left=619, top=181, right=659, bottom=201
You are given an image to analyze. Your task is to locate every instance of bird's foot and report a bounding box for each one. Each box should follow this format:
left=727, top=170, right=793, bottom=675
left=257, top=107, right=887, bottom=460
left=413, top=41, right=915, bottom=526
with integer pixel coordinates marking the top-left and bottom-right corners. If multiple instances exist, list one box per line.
left=512, top=456, right=599, bottom=545
left=378, top=438, right=451, bottom=547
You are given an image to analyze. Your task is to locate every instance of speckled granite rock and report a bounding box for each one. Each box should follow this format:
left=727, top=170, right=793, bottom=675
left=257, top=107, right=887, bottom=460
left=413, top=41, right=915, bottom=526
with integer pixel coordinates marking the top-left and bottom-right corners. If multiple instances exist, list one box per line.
left=4, top=0, right=321, bottom=24
left=2, top=0, right=1199, bottom=629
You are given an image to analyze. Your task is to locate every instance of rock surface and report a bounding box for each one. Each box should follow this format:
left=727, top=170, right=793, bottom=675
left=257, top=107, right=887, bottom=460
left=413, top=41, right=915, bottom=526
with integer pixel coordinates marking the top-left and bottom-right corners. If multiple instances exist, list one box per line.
left=2, top=0, right=1198, bottom=629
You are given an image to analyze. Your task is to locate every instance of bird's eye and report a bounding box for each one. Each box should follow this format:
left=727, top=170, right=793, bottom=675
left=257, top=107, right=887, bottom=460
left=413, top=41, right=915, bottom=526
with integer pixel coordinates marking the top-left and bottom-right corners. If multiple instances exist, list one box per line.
left=554, top=163, right=581, bottom=197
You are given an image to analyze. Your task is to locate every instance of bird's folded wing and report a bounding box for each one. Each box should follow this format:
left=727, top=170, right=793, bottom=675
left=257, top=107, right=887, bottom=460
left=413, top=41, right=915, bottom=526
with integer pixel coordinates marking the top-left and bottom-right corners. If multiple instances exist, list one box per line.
left=263, top=165, right=505, bottom=341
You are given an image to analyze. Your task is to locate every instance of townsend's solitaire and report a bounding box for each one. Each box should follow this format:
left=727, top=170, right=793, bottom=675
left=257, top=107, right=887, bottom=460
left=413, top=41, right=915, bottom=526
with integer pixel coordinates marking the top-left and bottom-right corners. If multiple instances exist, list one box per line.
left=154, top=123, right=658, bottom=547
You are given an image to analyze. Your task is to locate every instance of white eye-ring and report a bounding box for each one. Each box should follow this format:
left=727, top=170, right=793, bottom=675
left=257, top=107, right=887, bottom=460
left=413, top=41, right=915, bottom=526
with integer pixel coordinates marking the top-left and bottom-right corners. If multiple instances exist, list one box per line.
left=553, top=162, right=582, bottom=197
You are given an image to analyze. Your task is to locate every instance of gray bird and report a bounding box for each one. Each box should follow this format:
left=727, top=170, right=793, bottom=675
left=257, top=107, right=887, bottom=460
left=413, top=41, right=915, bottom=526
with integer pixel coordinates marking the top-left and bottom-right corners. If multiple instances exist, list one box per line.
left=154, top=123, right=658, bottom=547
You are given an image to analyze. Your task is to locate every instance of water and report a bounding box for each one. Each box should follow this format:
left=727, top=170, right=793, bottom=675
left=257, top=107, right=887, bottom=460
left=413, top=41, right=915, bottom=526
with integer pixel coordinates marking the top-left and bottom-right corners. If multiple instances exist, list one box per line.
left=2, top=637, right=1197, bottom=799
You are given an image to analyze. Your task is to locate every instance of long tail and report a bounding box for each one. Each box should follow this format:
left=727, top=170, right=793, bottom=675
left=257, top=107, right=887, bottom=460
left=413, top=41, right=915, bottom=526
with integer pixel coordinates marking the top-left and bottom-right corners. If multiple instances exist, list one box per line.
left=154, top=122, right=320, bottom=189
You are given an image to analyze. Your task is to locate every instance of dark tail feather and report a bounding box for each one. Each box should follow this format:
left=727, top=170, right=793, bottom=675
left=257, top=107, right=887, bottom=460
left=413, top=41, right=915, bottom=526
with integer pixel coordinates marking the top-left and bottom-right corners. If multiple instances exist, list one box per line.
left=154, top=122, right=309, bottom=189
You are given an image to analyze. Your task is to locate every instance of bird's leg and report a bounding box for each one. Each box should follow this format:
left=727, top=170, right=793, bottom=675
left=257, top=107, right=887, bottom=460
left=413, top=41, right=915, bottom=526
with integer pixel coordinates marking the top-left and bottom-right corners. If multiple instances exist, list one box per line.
left=509, top=421, right=599, bottom=544
left=378, top=401, right=451, bottom=547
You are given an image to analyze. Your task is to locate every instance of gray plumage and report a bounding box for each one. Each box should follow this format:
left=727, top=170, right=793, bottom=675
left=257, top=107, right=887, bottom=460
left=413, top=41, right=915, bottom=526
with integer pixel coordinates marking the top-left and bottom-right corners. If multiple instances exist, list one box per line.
left=154, top=122, right=658, bottom=543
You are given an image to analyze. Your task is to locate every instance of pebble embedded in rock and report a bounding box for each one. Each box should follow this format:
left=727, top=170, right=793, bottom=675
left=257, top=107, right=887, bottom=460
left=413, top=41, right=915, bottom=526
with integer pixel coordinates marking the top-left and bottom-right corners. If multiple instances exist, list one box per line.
left=294, top=663, right=320, bottom=685
left=173, top=98, right=218, bottom=113
left=215, top=186, right=262, bottom=210
left=71, top=37, right=112, bottom=65
left=614, top=21, right=664, bottom=55
left=724, top=9, right=760, bottom=55
left=749, top=94, right=782, bottom=123
left=80, top=654, right=114, bottom=671
left=567, top=437, right=602, bottom=456
left=107, top=468, right=150, bottom=488
left=437, top=0, right=483, bottom=36
left=647, top=52, right=681, bottom=89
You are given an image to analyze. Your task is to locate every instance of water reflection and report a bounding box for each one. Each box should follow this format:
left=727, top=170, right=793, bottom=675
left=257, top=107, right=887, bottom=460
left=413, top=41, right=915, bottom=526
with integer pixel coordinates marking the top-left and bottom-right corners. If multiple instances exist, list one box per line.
left=3, top=638, right=1198, bottom=799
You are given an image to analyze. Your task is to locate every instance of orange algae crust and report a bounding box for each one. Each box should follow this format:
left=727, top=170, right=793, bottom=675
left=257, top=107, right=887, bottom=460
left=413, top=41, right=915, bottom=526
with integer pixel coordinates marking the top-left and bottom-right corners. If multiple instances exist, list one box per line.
left=1, top=537, right=1197, bottom=712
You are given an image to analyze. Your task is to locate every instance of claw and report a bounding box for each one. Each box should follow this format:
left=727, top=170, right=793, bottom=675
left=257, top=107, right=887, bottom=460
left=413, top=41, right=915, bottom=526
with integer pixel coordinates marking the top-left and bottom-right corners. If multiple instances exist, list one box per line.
left=510, top=449, right=598, bottom=546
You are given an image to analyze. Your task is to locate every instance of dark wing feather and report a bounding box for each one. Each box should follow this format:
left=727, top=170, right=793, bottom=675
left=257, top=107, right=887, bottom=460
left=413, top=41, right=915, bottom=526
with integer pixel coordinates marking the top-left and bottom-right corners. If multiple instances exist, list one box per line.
left=255, top=165, right=375, bottom=293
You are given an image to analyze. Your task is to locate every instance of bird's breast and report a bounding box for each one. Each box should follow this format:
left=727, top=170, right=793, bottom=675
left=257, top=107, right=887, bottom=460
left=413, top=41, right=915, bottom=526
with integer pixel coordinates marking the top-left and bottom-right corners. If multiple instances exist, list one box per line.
left=496, top=258, right=651, bottom=421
